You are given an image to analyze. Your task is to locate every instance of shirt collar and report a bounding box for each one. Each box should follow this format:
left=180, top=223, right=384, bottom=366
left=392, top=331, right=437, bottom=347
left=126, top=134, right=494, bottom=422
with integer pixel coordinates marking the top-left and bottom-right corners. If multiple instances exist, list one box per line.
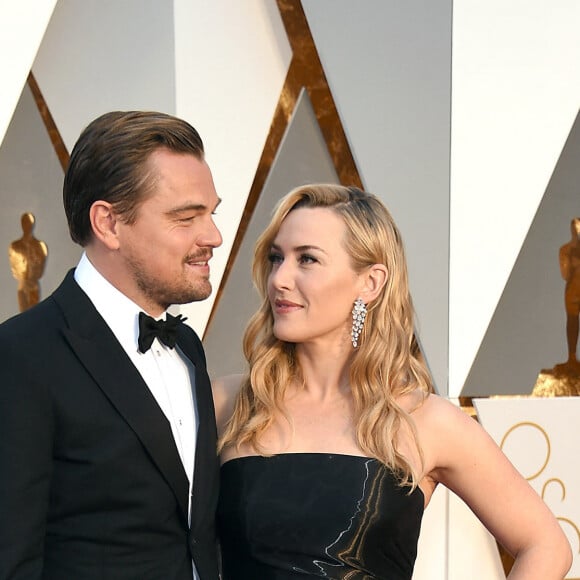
left=74, top=252, right=168, bottom=353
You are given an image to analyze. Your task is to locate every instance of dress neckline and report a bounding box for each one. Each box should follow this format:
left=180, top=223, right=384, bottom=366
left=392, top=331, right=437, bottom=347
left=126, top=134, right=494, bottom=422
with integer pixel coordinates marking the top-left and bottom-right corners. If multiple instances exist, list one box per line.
left=221, top=453, right=425, bottom=502
left=221, top=452, right=376, bottom=468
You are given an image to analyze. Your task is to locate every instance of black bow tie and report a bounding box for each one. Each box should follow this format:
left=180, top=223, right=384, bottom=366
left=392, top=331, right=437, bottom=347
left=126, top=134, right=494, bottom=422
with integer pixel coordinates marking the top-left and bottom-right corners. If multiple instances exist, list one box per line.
left=137, top=312, right=187, bottom=353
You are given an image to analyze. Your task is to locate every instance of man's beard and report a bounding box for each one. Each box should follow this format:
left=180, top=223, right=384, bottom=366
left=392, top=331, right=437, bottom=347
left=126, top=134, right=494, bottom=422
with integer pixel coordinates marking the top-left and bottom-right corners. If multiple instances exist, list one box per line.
left=128, top=256, right=212, bottom=310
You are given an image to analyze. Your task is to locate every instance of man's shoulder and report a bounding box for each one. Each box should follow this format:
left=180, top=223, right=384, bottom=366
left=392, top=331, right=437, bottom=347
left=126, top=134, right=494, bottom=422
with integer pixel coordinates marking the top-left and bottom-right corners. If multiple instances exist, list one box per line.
left=0, top=296, right=60, bottom=340
left=0, top=272, right=76, bottom=340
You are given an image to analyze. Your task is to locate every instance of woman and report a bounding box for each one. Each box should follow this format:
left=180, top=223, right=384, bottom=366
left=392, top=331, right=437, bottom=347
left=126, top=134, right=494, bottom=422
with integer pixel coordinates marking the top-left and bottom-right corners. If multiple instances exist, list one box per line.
left=213, top=184, right=571, bottom=579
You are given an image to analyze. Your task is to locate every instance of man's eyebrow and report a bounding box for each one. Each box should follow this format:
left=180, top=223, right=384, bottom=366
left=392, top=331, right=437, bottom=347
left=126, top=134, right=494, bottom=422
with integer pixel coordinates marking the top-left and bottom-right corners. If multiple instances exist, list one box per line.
left=166, top=197, right=222, bottom=216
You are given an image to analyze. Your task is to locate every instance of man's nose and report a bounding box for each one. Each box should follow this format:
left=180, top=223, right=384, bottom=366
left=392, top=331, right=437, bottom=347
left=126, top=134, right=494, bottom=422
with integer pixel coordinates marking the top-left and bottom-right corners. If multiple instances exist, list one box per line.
left=202, top=217, right=223, bottom=248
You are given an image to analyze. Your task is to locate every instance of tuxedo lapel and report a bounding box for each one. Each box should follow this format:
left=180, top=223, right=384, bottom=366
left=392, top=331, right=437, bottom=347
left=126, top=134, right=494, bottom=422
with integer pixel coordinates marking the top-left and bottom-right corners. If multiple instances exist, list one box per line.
left=53, top=272, right=190, bottom=521
left=175, top=324, right=219, bottom=527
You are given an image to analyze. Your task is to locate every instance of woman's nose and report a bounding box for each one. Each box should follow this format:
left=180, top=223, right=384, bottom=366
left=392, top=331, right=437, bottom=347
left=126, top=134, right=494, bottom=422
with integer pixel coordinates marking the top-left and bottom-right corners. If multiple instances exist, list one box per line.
left=270, top=261, right=294, bottom=290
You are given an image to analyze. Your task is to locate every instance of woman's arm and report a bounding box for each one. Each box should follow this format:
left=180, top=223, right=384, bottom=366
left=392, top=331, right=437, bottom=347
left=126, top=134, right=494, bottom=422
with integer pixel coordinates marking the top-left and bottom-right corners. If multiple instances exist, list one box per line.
left=419, top=395, right=572, bottom=579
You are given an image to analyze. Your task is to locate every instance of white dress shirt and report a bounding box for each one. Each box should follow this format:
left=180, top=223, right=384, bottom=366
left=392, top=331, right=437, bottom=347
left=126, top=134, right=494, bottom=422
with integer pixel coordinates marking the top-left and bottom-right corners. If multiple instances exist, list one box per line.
left=74, top=253, right=199, bottom=579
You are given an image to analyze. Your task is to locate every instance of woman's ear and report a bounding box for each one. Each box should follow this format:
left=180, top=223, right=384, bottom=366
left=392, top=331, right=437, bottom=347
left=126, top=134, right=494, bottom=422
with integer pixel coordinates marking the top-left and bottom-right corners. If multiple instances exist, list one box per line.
left=89, top=201, right=120, bottom=250
left=360, top=263, right=388, bottom=303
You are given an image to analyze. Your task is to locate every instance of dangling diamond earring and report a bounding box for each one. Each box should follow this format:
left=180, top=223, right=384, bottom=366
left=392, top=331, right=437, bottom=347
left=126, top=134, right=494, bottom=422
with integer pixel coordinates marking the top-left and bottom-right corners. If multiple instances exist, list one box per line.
left=351, top=298, right=367, bottom=348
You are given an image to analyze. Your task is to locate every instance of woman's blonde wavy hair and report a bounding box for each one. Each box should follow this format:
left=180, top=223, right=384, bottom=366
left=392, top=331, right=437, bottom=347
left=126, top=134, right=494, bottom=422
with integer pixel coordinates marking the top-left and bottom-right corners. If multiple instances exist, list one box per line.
left=219, top=184, right=433, bottom=488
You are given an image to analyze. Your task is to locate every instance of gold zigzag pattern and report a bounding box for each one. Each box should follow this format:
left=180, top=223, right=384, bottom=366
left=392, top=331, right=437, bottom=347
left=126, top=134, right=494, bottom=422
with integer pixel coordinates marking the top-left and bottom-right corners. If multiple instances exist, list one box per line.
left=27, top=72, right=69, bottom=171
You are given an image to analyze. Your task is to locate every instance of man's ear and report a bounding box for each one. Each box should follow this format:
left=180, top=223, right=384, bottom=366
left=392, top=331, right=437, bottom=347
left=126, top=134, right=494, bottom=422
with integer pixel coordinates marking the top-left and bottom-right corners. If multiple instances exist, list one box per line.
left=89, top=201, right=120, bottom=250
left=359, top=263, right=388, bottom=303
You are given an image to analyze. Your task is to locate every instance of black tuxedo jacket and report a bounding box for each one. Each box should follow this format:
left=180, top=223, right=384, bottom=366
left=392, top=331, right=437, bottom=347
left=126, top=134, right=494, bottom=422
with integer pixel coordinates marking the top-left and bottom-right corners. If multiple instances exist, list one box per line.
left=0, top=271, right=220, bottom=579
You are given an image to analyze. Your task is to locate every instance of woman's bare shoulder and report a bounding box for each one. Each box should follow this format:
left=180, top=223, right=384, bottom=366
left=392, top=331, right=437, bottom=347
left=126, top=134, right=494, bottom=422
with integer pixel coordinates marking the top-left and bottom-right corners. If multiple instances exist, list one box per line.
left=409, top=393, right=479, bottom=448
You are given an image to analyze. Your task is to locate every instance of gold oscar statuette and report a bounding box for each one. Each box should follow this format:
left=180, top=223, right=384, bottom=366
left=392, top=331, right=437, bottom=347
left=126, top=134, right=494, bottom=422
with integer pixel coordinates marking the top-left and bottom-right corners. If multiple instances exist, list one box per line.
left=8, top=212, right=48, bottom=312
left=533, top=217, right=580, bottom=396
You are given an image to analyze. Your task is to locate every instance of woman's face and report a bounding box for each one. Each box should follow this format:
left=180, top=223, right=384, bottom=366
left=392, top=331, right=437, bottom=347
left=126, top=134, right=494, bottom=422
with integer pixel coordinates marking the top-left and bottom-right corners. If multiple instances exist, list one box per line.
left=267, top=207, right=363, bottom=347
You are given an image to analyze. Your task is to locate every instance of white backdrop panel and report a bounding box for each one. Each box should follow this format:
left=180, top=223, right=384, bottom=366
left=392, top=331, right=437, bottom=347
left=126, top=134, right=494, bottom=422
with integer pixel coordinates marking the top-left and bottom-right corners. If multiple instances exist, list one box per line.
left=0, top=0, right=57, bottom=147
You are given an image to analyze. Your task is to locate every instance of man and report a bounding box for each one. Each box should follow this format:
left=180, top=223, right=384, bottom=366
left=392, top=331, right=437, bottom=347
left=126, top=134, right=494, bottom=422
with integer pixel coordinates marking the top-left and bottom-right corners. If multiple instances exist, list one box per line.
left=0, top=111, right=222, bottom=579
left=560, top=217, right=580, bottom=366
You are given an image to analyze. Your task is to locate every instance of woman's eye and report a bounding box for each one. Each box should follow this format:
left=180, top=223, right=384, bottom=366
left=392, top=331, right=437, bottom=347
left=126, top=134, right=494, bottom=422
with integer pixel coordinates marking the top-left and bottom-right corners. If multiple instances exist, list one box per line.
left=268, top=252, right=283, bottom=264
left=299, top=254, right=317, bottom=264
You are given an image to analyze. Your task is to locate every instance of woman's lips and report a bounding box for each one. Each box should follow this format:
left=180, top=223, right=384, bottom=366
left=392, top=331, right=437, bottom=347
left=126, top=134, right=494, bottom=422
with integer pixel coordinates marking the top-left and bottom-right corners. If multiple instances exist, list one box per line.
left=273, top=299, right=302, bottom=313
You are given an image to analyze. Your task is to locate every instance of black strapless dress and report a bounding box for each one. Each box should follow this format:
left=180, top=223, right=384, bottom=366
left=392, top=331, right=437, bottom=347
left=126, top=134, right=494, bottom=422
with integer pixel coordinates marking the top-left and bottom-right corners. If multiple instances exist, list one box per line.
left=217, top=453, right=424, bottom=579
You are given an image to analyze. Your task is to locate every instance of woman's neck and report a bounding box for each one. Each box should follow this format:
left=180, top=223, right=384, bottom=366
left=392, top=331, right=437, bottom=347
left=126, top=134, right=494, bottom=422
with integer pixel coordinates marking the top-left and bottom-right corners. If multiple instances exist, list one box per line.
left=294, top=342, right=352, bottom=402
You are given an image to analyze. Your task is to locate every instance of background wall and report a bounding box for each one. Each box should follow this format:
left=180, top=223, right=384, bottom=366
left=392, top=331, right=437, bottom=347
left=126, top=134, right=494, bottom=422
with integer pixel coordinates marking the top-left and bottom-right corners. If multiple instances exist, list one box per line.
left=463, top=112, right=580, bottom=396
left=450, top=0, right=580, bottom=397
left=0, top=83, right=80, bottom=320
left=0, top=0, right=57, bottom=144
left=32, top=0, right=177, bottom=150
left=0, top=1, right=578, bottom=578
